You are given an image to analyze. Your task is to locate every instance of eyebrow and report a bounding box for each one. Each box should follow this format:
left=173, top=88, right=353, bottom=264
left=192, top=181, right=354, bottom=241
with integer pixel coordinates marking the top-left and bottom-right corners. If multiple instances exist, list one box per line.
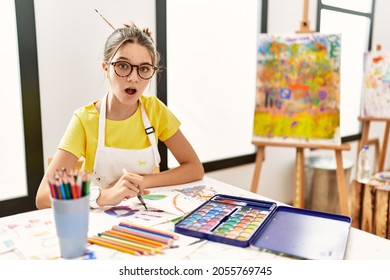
left=114, top=56, right=152, bottom=65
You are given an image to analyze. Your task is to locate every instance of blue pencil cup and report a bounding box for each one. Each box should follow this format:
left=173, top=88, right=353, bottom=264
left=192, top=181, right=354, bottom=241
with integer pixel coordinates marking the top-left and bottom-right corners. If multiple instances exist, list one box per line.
left=51, top=195, right=90, bottom=259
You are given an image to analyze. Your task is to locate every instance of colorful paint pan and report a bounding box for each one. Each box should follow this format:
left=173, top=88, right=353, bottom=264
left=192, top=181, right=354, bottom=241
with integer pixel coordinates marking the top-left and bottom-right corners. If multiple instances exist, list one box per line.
left=175, top=201, right=237, bottom=232
left=175, top=194, right=276, bottom=247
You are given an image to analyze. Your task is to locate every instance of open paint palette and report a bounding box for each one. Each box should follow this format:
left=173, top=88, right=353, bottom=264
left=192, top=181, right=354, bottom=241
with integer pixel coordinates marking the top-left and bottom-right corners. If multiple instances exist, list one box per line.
left=174, top=194, right=351, bottom=260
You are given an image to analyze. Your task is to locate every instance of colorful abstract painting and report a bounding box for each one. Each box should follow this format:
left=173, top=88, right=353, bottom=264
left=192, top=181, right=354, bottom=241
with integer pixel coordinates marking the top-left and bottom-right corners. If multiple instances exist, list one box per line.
left=362, top=50, right=390, bottom=117
left=173, top=185, right=217, bottom=201
left=254, top=33, right=341, bottom=144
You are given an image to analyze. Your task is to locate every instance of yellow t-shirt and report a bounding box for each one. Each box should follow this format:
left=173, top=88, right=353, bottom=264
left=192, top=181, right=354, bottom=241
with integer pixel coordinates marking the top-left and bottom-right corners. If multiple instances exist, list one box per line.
left=58, top=95, right=180, bottom=173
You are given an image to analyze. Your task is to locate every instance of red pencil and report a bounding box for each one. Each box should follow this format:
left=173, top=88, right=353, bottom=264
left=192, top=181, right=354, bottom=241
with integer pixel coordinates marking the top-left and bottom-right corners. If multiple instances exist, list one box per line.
left=49, top=181, right=57, bottom=198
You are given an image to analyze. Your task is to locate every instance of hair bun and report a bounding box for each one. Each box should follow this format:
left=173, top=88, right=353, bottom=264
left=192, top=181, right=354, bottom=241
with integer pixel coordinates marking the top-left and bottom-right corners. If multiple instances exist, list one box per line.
left=123, top=21, right=137, bottom=28
left=142, top=28, right=154, bottom=42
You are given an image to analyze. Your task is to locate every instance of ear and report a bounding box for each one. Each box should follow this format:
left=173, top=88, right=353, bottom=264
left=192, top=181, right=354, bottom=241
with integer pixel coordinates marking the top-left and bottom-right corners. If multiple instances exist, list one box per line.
left=102, top=62, right=108, bottom=74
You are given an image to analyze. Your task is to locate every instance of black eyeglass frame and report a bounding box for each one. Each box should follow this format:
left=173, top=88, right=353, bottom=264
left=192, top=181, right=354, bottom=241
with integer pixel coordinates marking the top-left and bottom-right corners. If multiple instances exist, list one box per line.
left=109, top=61, right=158, bottom=80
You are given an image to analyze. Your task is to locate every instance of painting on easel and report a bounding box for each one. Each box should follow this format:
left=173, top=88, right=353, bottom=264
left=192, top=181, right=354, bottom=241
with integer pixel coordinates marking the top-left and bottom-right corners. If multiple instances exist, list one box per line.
left=253, top=33, right=341, bottom=145
left=362, top=50, right=390, bottom=117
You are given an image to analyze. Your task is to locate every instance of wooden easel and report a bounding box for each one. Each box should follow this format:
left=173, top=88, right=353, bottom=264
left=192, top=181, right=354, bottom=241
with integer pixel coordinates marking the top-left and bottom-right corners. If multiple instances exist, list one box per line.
left=357, top=46, right=390, bottom=172
left=352, top=116, right=390, bottom=233
left=350, top=44, right=390, bottom=232
left=251, top=0, right=351, bottom=216
left=295, top=0, right=315, bottom=34
left=358, top=116, right=390, bottom=172
left=250, top=142, right=351, bottom=215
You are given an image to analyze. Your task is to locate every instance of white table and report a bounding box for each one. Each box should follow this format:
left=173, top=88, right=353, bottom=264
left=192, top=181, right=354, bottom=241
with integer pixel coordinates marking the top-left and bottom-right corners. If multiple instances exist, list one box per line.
left=1, top=176, right=390, bottom=260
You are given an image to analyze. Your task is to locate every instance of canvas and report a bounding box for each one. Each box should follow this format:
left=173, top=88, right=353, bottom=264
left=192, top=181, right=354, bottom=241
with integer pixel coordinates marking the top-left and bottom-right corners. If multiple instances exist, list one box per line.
left=253, top=33, right=341, bottom=144
left=362, top=50, right=390, bottom=117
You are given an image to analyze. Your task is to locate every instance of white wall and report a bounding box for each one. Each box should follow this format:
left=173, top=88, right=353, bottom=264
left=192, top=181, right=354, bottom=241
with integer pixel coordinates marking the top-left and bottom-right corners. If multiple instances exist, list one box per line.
left=3, top=0, right=388, bottom=204
left=34, top=0, right=156, bottom=165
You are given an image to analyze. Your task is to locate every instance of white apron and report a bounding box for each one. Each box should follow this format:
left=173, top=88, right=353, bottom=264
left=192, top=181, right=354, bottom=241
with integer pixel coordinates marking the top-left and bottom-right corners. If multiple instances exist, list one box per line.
left=91, top=94, right=160, bottom=188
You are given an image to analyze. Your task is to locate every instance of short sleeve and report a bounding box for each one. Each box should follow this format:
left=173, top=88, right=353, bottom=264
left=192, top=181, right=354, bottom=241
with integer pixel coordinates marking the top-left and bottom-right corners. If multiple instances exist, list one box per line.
left=142, top=96, right=181, bottom=142
left=58, top=113, right=86, bottom=159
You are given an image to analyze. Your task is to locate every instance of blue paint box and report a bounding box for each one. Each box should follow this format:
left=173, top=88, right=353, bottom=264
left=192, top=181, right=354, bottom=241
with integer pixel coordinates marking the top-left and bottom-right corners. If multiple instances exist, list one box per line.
left=174, top=194, right=351, bottom=260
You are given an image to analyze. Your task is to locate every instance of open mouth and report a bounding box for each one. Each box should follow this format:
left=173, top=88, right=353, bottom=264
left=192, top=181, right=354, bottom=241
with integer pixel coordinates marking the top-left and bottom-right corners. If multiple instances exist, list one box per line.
left=125, top=88, right=137, bottom=95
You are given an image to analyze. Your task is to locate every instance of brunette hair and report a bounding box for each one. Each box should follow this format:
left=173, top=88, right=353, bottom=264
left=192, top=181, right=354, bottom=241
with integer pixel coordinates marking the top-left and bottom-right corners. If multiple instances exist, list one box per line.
left=103, top=23, right=160, bottom=67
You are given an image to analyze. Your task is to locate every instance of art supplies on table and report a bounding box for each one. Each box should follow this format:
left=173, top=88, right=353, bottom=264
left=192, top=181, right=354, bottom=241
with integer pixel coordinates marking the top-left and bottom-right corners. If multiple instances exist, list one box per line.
left=48, top=168, right=91, bottom=200
left=373, top=171, right=390, bottom=184
left=88, top=221, right=180, bottom=256
left=48, top=168, right=92, bottom=258
left=174, top=194, right=351, bottom=260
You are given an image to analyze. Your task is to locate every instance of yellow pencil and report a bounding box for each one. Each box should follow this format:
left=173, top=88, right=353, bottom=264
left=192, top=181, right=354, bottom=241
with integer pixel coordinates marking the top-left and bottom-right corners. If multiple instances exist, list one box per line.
left=105, top=229, right=168, bottom=248
left=88, top=237, right=141, bottom=255
left=99, top=233, right=162, bottom=254
left=90, top=235, right=151, bottom=255
left=113, top=225, right=173, bottom=245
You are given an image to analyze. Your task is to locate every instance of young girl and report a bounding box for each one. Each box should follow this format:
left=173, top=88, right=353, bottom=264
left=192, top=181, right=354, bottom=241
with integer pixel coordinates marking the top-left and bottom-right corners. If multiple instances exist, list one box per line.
left=36, top=23, right=204, bottom=209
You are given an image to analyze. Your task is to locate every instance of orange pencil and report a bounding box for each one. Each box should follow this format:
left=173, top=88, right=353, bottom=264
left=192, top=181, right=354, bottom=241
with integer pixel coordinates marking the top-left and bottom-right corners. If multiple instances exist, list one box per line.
left=112, top=225, right=173, bottom=245
left=99, top=233, right=162, bottom=254
left=94, top=235, right=155, bottom=255
left=67, top=172, right=79, bottom=199
left=88, top=237, right=141, bottom=255
left=90, top=236, right=149, bottom=255
left=105, top=229, right=168, bottom=248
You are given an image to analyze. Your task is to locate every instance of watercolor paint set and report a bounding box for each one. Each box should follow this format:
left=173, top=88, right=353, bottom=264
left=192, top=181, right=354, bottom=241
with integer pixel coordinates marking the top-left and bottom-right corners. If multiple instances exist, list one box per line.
left=174, top=194, right=351, bottom=259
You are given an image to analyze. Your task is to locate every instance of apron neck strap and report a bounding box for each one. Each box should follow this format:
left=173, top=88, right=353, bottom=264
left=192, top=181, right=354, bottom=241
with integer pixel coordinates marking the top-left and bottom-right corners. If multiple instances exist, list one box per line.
left=97, top=94, right=160, bottom=167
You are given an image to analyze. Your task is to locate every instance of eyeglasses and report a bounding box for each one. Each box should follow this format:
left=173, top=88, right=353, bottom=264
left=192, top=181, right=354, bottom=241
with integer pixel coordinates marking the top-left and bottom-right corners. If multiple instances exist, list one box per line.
left=110, top=61, right=158, bottom=80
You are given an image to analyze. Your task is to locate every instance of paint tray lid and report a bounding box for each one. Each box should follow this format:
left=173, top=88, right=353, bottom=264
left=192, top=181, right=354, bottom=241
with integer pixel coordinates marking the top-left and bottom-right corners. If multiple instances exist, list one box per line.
left=250, top=206, right=351, bottom=260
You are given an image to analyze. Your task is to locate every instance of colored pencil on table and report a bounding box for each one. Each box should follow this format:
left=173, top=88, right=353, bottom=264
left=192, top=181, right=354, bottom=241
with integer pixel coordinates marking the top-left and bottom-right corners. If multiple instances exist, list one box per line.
left=98, top=233, right=162, bottom=254
left=105, top=229, right=168, bottom=249
left=112, top=225, right=173, bottom=245
left=89, top=220, right=179, bottom=255
left=91, top=235, right=151, bottom=255
left=119, top=221, right=180, bottom=240
left=88, top=237, right=141, bottom=255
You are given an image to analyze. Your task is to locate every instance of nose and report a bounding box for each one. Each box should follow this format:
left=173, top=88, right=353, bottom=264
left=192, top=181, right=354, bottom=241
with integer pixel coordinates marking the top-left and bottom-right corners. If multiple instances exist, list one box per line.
left=126, top=67, right=139, bottom=82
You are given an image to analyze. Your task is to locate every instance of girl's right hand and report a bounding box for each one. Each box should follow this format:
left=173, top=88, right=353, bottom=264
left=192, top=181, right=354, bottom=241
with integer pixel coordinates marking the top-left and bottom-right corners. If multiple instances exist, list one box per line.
left=98, top=172, right=149, bottom=206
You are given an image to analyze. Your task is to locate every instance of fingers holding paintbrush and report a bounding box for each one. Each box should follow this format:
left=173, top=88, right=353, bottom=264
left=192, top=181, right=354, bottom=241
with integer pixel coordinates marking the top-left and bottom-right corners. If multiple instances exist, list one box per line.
left=122, top=168, right=148, bottom=210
